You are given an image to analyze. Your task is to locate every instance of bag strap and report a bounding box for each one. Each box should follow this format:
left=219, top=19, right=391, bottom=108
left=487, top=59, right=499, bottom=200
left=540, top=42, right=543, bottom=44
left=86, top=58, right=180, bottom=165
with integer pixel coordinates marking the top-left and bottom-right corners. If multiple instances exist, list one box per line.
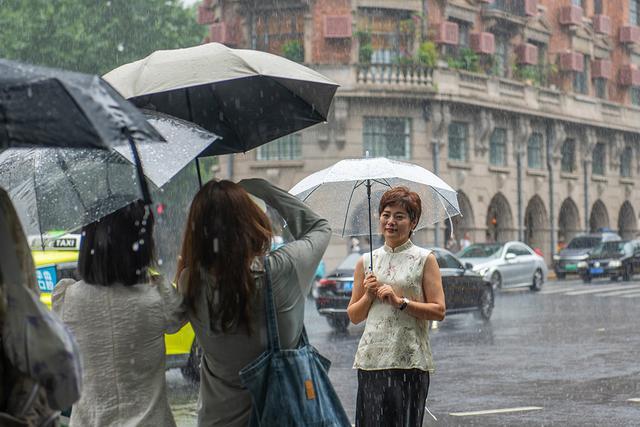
left=262, top=256, right=310, bottom=351
left=262, top=256, right=281, bottom=352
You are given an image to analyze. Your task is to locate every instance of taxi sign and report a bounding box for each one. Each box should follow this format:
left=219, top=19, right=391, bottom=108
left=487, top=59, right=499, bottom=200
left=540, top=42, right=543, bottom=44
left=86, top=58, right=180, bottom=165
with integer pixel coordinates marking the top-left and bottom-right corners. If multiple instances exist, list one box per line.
left=36, top=265, right=58, bottom=292
left=52, top=237, right=78, bottom=249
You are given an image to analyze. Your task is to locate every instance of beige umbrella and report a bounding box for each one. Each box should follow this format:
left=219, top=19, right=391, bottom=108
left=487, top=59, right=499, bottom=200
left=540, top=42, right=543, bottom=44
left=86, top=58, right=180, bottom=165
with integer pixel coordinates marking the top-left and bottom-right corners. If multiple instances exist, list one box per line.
left=104, top=42, right=339, bottom=154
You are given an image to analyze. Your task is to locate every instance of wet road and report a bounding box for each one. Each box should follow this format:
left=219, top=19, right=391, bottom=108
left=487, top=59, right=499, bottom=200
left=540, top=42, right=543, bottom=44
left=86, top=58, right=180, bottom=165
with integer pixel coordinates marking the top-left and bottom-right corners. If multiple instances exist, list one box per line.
left=168, top=277, right=640, bottom=426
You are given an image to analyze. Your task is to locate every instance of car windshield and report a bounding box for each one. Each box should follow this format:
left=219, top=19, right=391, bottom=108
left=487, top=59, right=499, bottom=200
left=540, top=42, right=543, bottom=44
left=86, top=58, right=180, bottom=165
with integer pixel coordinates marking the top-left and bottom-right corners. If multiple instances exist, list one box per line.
left=566, top=236, right=601, bottom=249
left=589, top=241, right=625, bottom=257
left=458, top=243, right=503, bottom=259
left=335, top=252, right=362, bottom=272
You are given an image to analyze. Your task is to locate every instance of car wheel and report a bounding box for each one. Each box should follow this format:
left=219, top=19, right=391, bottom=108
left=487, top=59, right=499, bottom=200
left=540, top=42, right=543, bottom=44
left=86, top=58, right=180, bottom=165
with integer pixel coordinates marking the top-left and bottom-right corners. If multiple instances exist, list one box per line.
left=474, top=286, right=494, bottom=321
left=326, top=316, right=349, bottom=332
left=530, top=269, right=544, bottom=292
left=610, top=275, right=619, bottom=282
left=582, top=274, right=591, bottom=283
left=623, top=264, right=633, bottom=281
left=490, top=271, right=502, bottom=289
left=556, top=272, right=566, bottom=280
left=181, top=340, right=202, bottom=383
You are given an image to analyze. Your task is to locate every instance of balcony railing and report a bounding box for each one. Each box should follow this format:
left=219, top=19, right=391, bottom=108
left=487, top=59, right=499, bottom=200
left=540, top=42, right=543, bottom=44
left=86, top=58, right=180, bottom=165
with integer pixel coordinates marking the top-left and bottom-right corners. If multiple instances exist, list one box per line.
left=485, top=0, right=525, bottom=16
left=356, top=64, right=433, bottom=86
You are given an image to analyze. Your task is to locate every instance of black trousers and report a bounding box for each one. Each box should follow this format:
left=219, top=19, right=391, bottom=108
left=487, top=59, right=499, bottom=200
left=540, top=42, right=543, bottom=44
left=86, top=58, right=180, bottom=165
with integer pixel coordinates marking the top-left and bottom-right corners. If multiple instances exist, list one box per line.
left=355, top=369, right=430, bottom=427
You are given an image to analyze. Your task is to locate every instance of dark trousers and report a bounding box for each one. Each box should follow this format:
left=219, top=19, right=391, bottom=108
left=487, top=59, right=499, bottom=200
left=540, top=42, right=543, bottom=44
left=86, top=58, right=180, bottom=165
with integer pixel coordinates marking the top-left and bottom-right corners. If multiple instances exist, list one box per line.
left=356, top=368, right=430, bottom=427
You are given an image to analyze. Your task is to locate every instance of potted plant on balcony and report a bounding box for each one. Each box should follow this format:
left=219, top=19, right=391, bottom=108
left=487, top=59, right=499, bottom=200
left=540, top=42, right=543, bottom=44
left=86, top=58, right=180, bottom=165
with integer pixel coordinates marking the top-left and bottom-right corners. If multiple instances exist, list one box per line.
left=356, top=30, right=373, bottom=64
left=447, top=48, right=480, bottom=73
left=282, top=40, right=304, bottom=63
left=417, top=41, right=438, bottom=69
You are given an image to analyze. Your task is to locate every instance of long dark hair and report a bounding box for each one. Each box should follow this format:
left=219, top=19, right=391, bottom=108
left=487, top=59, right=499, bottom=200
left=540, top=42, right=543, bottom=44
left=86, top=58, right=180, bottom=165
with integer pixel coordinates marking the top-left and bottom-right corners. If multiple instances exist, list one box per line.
left=78, top=200, right=155, bottom=286
left=176, top=180, right=272, bottom=333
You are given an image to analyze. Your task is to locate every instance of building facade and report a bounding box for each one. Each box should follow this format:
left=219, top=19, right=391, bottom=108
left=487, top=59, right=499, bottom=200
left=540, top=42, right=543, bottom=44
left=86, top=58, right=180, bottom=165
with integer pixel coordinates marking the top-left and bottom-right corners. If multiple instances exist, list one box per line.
left=197, top=0, right=640, bottom=269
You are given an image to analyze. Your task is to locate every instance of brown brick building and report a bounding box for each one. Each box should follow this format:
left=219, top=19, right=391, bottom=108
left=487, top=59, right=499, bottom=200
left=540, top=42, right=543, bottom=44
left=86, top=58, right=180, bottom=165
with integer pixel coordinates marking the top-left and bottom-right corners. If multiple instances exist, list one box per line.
left=197, top=0, right=640, bottom=269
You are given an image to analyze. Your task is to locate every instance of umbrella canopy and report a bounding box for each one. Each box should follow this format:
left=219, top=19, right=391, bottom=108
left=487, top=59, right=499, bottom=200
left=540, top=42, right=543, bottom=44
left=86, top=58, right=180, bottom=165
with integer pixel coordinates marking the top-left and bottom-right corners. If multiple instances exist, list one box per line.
left=0, top=113, right=222, bottom=245
left=0, top=58, right=164, bottom=150
left=114, top=111, right=222, bottom=187
left=103, top=42, right=339, bottom=155
left=0, top=148, right=144, bottom=246
left=289, top=157, right=461, bottom=238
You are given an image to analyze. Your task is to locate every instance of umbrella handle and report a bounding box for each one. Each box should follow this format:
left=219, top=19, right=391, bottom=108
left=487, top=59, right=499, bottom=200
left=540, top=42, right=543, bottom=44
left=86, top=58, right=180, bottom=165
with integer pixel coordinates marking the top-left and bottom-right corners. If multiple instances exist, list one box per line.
left=127, top=136, right=152, bottom=205
left=367, top=179, right=374, bottom=273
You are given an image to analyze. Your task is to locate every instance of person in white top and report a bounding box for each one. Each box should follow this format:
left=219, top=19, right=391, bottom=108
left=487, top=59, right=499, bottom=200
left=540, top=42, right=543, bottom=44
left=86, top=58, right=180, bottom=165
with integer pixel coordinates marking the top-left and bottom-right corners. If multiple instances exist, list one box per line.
left=52, top=199, right=187, bottom=427
left=347, top=186, right=445, bottom=427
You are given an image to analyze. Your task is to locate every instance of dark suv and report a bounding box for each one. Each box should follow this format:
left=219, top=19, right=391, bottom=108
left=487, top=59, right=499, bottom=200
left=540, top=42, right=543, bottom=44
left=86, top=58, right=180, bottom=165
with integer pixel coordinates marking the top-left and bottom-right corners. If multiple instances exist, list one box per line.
left=577, top=240, right=640, bottom=282
left=553, top=232, right=621, bottom=279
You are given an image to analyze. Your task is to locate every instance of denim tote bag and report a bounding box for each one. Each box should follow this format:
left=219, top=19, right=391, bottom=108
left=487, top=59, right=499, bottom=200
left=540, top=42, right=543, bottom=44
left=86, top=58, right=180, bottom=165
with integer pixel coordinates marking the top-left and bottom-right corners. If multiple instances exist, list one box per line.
left=239, top=257, right=350, bottom=427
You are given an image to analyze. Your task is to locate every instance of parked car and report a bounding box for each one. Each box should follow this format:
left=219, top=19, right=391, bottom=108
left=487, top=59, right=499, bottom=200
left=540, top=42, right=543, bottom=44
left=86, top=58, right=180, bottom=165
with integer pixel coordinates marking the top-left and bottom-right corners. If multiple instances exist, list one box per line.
left=553, top=232, right=621, bottom=279
left=577, top=239, right=640, bottom=282
left=314, top=248, right=494, bottom=332
left=457, top=241, right=547, bottom=291
left=30, top=233, right=202, bottom=382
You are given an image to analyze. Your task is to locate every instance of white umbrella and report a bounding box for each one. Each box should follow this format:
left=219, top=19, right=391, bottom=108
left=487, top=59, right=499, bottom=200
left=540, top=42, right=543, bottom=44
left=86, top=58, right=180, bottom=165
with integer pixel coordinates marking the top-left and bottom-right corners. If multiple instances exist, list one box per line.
left=103, top=42, right=339, bottom=155
left=289, top=157, right=461, bottom=266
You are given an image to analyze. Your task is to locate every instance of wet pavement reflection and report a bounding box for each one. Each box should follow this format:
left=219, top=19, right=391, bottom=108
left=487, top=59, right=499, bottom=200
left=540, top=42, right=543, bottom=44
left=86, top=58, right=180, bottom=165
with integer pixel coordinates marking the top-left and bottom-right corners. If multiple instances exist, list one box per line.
left=168, top=277, right=640, bottom=426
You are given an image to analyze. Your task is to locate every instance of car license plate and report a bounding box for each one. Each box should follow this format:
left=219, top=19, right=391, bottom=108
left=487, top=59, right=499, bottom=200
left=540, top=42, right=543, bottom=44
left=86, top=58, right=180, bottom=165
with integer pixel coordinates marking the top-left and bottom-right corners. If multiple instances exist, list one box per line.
left=565, top=264, right=577, bottom=271
left=36, top=266, right=57, bottom=292
left=342, top=281, right=353, bottom=291
left=590, top=267, right=604, bottom=274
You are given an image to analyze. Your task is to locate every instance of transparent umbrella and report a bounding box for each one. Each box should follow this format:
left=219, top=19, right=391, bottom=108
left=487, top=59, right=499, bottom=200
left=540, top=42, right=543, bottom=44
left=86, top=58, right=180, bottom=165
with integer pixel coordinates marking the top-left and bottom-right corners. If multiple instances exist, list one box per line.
left=289, top=157, right=461, bottom=266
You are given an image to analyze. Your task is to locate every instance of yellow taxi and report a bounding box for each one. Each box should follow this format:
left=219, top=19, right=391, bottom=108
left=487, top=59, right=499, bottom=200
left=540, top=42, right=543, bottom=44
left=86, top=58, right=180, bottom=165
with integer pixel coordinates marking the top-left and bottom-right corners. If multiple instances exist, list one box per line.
left=31, top=233, right=201, bottom=382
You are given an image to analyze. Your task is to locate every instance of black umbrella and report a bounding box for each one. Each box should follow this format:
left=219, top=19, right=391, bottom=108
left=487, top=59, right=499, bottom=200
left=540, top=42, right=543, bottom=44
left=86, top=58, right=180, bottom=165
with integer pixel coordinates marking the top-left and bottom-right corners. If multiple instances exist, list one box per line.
left=0, top=59, right=166, bottom=203
left=103, top=43, right=338, bottom=154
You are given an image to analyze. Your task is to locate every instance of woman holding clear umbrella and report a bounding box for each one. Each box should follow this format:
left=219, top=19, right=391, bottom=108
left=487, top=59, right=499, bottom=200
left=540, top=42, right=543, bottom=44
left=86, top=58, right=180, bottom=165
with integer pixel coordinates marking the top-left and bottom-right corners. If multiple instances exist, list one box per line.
left=347, top=186, right=445, bottom=427
left=175, top=178, right=331, bottom=427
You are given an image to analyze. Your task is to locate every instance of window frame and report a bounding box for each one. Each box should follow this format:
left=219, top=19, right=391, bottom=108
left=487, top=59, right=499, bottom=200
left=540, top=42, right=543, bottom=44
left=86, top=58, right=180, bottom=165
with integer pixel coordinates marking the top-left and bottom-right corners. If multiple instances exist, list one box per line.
left=592, top=142, right=606, bottom=176
left=573, top=56, right=589, bottom=95
left=255, top=133, right=302, bottom=161
left=362, top=116, right=412, bottom=160
left=448, top=121, right=469, bottom=162
left=561, top=139, right=576, bottom=173
left=527, top=132, right=544, bottom=169
left=489, top=127, right=508, bottom=166
left=621, top=146, right=633, bottom=177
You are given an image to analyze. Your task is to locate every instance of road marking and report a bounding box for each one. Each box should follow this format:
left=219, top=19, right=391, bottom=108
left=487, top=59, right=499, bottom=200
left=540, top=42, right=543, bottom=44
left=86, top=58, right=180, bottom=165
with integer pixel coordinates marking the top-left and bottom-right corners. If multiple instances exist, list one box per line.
left=565, top=284, right=640, bottom=296
left=539, top=286, right=583, bottom=294
left=628, top=398, right=640, bottom=403
left=449, top=407, right=543, bottom=417
left=621, top=292, right=640, bottom=298
left=595, top=288, right=640, bottom=297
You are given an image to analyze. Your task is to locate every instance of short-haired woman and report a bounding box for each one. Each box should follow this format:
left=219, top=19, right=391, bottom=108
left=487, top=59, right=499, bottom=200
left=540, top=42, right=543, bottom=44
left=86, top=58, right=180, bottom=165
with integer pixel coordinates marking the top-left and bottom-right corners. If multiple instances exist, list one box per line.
left=175, top=178, right=330, bottom=427
left=347, top=187, right=445, bottom=427
left=52, top=199, right=186, bottom=427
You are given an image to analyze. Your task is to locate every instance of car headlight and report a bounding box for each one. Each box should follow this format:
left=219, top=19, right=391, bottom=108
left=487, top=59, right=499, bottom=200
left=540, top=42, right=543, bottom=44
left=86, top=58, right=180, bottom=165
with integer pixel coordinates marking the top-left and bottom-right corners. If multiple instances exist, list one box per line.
left=553, top=254, right=560, bottom=261
left=577, top=254, right=589, bottom=260
left=477, top=267, right=490, bottom=276
left=609, top=260, right=622, bottom=268
left=577, top=261, right=588, bottom=268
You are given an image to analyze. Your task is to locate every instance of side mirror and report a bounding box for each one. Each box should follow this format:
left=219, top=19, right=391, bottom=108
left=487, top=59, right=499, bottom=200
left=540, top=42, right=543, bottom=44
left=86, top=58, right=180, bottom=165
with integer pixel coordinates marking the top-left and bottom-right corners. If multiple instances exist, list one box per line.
left=505, top=252, right=516, bottom=261
left=464, top=262, right=474, bottom=270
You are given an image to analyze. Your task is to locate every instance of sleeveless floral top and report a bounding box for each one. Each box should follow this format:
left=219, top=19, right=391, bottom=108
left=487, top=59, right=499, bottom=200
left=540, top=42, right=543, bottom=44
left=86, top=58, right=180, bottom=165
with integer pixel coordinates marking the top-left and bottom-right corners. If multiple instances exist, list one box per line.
left=353, top=240, right=434, bottom=373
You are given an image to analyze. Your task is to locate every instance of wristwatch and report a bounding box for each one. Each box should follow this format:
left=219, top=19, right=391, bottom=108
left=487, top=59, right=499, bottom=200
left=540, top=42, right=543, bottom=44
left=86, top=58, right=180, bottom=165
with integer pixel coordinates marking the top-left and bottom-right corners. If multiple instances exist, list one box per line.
left=398, top=297, right=409, bottom=311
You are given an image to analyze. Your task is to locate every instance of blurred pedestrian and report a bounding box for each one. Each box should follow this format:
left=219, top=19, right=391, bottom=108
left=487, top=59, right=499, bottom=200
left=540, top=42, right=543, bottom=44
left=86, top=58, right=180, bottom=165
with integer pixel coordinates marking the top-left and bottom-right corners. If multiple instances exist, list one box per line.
left=1, top=188, right=81, bottom=426
left=175, top=178, right=330, bottom=427
left=446, top=233, right=460, bottom=253
left=347, top=187, right=445, bottom=427
left=460, top=231, right=472, bottom=250
left=52, top=199, right=186, bottom=427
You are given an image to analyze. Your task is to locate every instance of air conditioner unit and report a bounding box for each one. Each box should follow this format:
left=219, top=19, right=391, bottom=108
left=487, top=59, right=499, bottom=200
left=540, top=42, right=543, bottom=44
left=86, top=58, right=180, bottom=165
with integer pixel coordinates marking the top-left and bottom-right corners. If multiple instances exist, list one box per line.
left=516, top=43, right=538, bottom=65
left=591, top=59, right=612, bottom=79
left=559, top=52, right=584, bottom=72
left=619, top=65, right=640, bottom=85
left=620, top=26, right=640, bottom=44
left=524, top=0, right=538, bottom=16
left=324, top=16, right=352, bottom=38
left=470, top=32, right=495, bottom=54
left=435, top=21, right=459, bottom=45
left=592, top=15, right=612, bottom=35
left=197, top=5, right=216, bottom=25
left=559, top=5, right=583, bottom=26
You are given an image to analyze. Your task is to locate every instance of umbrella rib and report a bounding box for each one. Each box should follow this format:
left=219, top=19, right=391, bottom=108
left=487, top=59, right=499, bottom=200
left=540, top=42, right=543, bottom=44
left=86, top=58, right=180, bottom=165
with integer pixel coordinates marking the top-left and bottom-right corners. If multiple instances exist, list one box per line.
left=372, top=178, right=392, bottom=187
left=340, top=180, right=362, bottom=238
left=32, top=152, right=45, bottom=250
left=55, top=151, right=89, bottom=213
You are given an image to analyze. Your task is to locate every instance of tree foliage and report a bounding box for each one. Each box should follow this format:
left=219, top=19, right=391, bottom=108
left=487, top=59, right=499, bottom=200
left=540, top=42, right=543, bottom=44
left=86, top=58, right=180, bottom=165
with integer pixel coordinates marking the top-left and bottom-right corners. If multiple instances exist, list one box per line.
left=0, top=0, right=205, bottom=75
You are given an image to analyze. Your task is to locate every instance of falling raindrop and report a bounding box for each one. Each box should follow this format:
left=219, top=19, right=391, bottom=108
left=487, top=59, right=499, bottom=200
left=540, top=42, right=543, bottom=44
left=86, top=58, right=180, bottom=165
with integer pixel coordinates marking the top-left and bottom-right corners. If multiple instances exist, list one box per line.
left=213, top=237, right=219, bottom=253
left=132, top=242, right=140, bottom=251
left=117, top=43, right=124, bottom=52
